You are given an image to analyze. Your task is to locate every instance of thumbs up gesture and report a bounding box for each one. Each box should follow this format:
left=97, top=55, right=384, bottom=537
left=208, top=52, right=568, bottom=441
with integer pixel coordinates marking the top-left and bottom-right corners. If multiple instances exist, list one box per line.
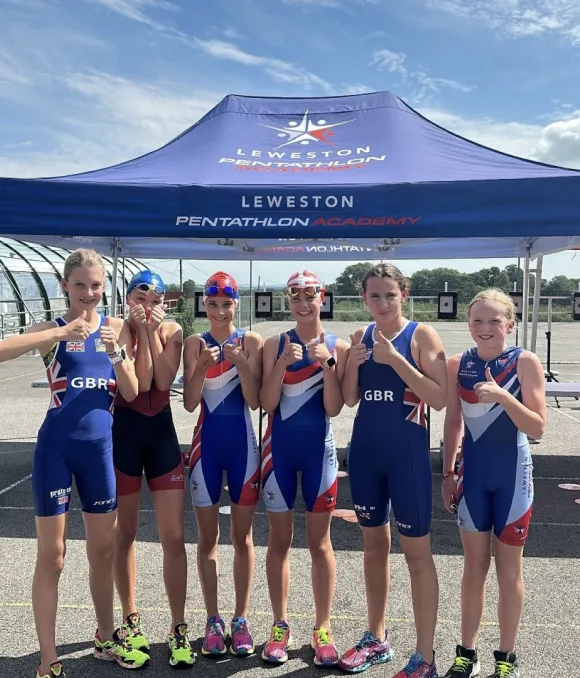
left=473, top=367, right=504, bottom=404
left=279, top=332, right=303, bottom=367
left=61, top=310, right=92, bottom=341
left=224, top=336, right=247, bottom=367
left=347, top=332, right=367, bottom=370
left=306, top=331, right=332, bottom=365
left=197, top=336, right=220, bottom=371
left=99, top=316, right=119, bottom=354
left=372, top=329, right=398, bottom=366
left=128, top=299, right=147, bottom=329
left=147, top=302, right=167, bottom=332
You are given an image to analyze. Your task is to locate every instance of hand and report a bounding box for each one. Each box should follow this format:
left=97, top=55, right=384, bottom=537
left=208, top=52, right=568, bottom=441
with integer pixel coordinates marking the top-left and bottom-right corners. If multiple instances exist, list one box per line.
left=473, top=368, right=505, bottom=404
left=224, top=337, right=247, bottom=367
left=99, top=317, right=119, bottom=354
left=441, top=475, right=458, bottom=514
left=306, top=332, right=332, bottom=365
left=60, top=311, right=91, bottom=341
left=278, top=332, right=303, bottom=367
left=147, top=303, right=167, bottom=332
left=128, top=300, right=147, bottom=329
left=197, top=337, right=220, bottom=371
left=372, top=330, right=399, bottom=366
left=347, top=333, right=366, bottom=370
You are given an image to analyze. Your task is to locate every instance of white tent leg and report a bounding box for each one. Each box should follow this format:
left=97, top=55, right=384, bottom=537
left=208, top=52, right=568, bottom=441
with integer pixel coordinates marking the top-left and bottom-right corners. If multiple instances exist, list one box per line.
left=522, top=254, right=530, bottom=349
left=110, top=240, right=119, bottom=317
left=530, top=255, right=543, bottom=354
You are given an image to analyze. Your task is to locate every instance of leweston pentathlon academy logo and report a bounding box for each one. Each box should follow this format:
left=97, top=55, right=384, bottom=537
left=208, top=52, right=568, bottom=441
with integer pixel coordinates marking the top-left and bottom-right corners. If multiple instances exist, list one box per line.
left=260, top=110, right=354, bottom=149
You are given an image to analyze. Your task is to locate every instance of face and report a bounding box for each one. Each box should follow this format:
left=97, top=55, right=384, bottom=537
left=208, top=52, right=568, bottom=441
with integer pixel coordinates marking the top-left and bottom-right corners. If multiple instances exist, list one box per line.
left=288, top=289, right=322, bottom=324
left=468, top=300, right=514, bottom=349
left=62, top=265, right=104, bottom=312
left=128, top=287, right=164, bottom=317
left=362, top=276, right=407, bottom=322
left=204, top=295, right=237, bottom=327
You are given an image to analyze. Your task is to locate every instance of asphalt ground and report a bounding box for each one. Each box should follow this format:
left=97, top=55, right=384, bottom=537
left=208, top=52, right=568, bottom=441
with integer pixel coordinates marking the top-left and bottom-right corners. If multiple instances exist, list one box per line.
left=1, top=320, right=580, bottom=678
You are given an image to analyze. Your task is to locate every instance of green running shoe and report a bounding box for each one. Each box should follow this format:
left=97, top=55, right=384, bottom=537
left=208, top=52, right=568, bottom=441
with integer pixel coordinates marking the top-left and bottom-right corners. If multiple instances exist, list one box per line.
left=121, top=612, right=151, bottom=654
left=94, top=629, right=150, bottom=670
left=168, top=623, right=196, bottom=668
left=35, top=661, right=65, bottom=678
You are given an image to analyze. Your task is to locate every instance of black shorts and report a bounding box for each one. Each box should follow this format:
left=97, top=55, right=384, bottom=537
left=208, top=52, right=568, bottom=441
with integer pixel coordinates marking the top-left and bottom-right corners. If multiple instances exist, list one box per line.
left=112, top=405, right=184, bottom=495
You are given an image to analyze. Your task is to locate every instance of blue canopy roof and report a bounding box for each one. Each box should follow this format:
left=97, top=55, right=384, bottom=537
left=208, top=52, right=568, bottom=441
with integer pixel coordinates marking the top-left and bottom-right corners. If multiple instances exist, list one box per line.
left=1, top=90, right=579, bottom=259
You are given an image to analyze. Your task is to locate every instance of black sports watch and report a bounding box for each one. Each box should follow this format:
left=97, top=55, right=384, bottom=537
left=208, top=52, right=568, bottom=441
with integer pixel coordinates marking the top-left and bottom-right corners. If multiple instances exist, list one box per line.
left=325, top=356, right=337, bottom=369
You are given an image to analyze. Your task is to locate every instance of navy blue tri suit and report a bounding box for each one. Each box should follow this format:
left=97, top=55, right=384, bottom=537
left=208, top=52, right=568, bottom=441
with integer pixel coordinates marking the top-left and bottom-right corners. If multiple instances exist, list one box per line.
left=32, top=315, right=118, bottom=517
left=348, top=321, right=432, bottom=536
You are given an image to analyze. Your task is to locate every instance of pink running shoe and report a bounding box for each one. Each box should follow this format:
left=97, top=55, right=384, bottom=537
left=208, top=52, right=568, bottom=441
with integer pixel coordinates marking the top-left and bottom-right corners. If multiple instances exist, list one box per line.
left=201, top=616, right=227, bottom=656
left=230, top=616, right=255, bottom=656
left=261, top=621, right=291, bottom=664
left=312, top=628, right=339, bottom=667
left=391, top=651, right=437, bottom=678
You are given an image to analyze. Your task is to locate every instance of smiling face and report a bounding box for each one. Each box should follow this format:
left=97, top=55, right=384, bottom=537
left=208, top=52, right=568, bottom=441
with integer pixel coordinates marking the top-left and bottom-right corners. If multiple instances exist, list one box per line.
left=204, top=295, right=237, bottom=328
left=468, top=299, right=514, bottom=351
left=62, top=265, right=105, bottom=314
left=362, top=275, right=407, bottom=323
left=288, top=288, right=323, bottom=325
left=127, top=286, right=164, bottom=319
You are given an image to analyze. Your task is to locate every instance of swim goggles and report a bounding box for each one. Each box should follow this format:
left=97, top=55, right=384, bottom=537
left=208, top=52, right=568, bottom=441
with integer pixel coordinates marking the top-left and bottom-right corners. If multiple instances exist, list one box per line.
left=133, top=282, right=165, bottom=295
left=204, top=284, right=239, bottom=300
left=287, top=285, right=322, bottom=298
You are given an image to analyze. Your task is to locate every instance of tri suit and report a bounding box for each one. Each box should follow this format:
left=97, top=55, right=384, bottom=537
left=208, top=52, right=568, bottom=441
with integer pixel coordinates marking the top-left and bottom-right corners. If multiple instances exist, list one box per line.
left=33, top=315, right=117, bottom=517
left=261, top=329, right=339, bottom=513
left=188, top=329, right=260, bottom=508
left=456, top=345, right=534, bottom=545
left=348, top=321, right=432, bottom=536
left=113, top=326, right=184, bottom=495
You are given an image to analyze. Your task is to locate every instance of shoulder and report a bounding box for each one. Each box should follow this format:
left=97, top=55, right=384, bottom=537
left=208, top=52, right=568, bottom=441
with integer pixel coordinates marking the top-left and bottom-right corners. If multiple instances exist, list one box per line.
left=413, top=322, right=442, bottom=345
left=334, top=338, right=349, bottom=353
left=161, top=320, right=182, bottom=339
left=517, top=349, right=543, bottom=373
left=447, top=353, right=462, bottom=373
left=242, top=330, right=263, bottom=348
left=264, top=333, right=282, bottom=349
left=25, top=319, right=58, bottom=335
left=351, top=325, right=368, bottom=343
left=108, top=316, right=125, bottom=332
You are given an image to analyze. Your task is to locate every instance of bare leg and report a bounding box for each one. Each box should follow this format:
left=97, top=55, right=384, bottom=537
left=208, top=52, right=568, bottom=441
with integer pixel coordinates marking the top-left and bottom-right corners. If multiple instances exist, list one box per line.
left=33, top=514, right=68, bottom=675
left=460, top=530, right=492, bottom=649
left=399, top=534, right=438, bottom=662
left=361, top=523, right=391, bottom=640
left=113, top=492, right=141, bottom=620
left=230, top=503, right=256, bottom=618
left=306, top=511, right=335, bottom=629
left=84, top=511, right=117, bottom=641
left=494, top=538, right=525, bottom=653
left=265, top=511, right=294, bottom=623
left=194, top=504, right=220, bottom=619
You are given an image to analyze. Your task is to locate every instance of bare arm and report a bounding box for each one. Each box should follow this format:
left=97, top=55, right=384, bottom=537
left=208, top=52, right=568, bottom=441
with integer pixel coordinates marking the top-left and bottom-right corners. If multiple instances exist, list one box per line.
left=149, top=321, right=183, bottom=392
left=134, top=324, right=153, bottom=392
left=442, top=355, right=463, bottom=473
left=109, top=318, right=139, bottom=402
left=341, top=327, right=366, bottom=408
left=0, top=321, right=62, bottom=362
left=225, top=332, right=263, bottom=410
left=182, top=336, right=220, bottom=413
left=259, top=333, right=301, bottom=414
left=321, top=338, right=348, bottom=417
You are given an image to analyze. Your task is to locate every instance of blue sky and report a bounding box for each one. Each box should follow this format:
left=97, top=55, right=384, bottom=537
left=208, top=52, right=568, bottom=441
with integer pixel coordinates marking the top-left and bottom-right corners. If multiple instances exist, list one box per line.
left=1, top=0, right=580, bottom=285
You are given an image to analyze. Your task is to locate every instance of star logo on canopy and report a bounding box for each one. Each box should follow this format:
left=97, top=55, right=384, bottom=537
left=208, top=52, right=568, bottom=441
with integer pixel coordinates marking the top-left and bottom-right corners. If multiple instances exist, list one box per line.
left=261, top=110, right=354, bottom=149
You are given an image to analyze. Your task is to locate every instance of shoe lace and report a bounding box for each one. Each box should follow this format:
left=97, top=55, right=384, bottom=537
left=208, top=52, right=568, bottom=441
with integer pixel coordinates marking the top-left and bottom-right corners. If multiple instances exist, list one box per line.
left=173, top=633, right=187, bottom=650
left=450, top=656, right=472, bottom=672
left=315, top=629, right=332, bottom=645
left=271, top=625, right=287, bottom=642
left=354, top=632, right=375, bottom=651
left=495, top=661, right=515, bottom=677
left=401, top=653, right=423, bottom=676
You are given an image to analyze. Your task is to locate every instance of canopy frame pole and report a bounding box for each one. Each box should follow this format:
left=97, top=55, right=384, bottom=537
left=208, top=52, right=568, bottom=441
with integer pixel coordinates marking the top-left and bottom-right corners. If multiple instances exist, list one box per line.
left=110, top=239, right=120, bottom=317
left=530, top=255, right=543, bottom=354
left=522, top=252, right=530, bottom=349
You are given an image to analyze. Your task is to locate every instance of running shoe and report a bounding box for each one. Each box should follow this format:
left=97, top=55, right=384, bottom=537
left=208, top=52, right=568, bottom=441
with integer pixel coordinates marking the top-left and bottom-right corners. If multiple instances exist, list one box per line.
left=121, top=612, right=151, bottom=654
left=443, top=645, right=480, bottom=677
left=201, top=616, right=227, bottom=656
left=168, top=623, right=196, bottom=668
left=311, top=627, right=339, bottom=667
left=337, top=630, right=394, bottom=673
left=93, top=629, right=150, bottom=669
left=261, top=621, right=292, bottom=664
left=35, top=661, right=65, bottom=678
left=391, top=651, right=437, bottom=678
left=489, top=651, right=519, bottom=678
left=230, top=616, right=255, bottom=656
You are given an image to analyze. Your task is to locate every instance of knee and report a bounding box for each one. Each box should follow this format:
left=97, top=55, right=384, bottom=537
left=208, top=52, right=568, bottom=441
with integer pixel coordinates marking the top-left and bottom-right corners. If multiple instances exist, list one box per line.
left=364, top=533, right=391, bottom=560
left=161, top=529, right=185, bottom=556
left=268, top=528, right=293, bottom=555
left=88, top=538, right=114, bottom=569
left=307, top=534, right=333, bottom=560
left=37, top=543, right=66, bottom=574
left=464, top=550, right=491, bottom=578
left=403, top=547, right=434, bottom=574
left=231, top=528, right=253, bottom=554
left=495, top=558, right=522, bottom=586
left=115, top=523, right=138, bottom=549
left=197, top=527, right=219, bottom=555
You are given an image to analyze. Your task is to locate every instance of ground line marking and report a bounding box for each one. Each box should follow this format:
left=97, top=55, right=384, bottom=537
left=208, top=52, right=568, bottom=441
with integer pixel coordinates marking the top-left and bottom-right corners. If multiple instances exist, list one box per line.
left=0, top=474, right=32, bottom=496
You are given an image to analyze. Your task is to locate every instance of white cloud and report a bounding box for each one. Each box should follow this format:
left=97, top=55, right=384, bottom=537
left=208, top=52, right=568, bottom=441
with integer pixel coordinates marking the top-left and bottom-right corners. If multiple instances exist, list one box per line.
left=193, top=38, right=332, bottom=90
left=282, top=0, right=340, bottom=6
left=371, top=49, right=473, bottom=103
left=532, top=116, right=580, bottom=166
left=426, top=0, right=580, bottom=44
left=86, top=0, right=178, bottom=29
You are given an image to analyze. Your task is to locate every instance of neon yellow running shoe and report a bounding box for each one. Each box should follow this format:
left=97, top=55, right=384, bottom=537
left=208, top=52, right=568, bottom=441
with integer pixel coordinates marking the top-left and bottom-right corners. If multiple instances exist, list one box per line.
left=35, top=661, right=65, bottom=678
left=168, top=623, right=196, bottom=668
left=94, top=629, right=150, bottom=670
left=121, top=612, right=151, bottom=654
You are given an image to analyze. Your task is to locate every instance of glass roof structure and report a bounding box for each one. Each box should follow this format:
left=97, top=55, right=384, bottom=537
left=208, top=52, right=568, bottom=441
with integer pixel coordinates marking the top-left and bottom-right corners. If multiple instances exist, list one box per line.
left=0, top=237, right=146, bottom=335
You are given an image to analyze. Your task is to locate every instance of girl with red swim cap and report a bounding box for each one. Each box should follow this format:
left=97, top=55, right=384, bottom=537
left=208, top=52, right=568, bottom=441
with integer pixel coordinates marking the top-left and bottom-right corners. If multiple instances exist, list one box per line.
left=111, top=269, right=195, bottom=668
left=182, top=271, right=263, bottom=658
left=259, top=270, right=349, bottom=668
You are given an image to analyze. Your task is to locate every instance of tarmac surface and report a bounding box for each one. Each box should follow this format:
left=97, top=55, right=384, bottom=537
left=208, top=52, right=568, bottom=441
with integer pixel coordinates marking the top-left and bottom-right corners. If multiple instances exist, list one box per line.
left=0, top=320, right=579, bottom=677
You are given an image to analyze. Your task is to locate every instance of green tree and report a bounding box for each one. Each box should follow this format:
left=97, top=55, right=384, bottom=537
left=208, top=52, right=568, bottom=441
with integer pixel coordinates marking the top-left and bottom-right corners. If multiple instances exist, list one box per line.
left=334, top=263, right=374, bottom=296
left=183, top=279, right=196, bottom=298
left=166, top=283, right=180, bottom=293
